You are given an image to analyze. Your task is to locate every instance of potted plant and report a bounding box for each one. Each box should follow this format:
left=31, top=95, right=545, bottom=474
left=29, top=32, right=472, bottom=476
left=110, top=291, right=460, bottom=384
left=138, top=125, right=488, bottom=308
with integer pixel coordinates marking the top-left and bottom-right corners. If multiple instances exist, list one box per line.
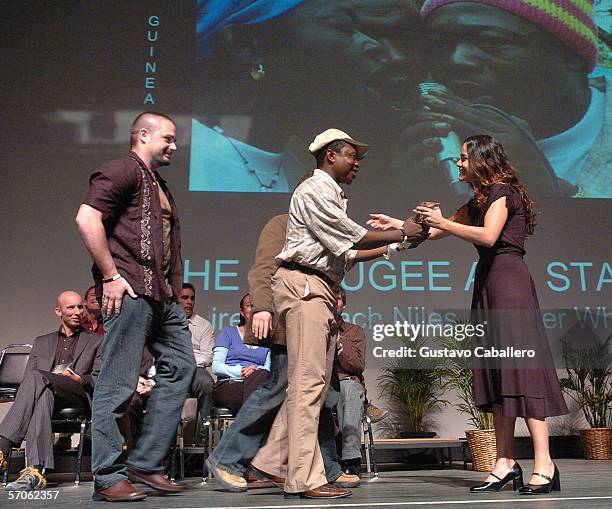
left=377, top=336, right=446, bottom=438
left=439, top=331, right=496, bottom=471
left=560, top=333, right=612, bottom=460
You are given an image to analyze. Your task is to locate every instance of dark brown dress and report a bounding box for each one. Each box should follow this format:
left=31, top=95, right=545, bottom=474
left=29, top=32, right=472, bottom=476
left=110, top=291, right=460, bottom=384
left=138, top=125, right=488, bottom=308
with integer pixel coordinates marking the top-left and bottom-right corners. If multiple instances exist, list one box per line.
left=470, top=183, right=568, bottom=418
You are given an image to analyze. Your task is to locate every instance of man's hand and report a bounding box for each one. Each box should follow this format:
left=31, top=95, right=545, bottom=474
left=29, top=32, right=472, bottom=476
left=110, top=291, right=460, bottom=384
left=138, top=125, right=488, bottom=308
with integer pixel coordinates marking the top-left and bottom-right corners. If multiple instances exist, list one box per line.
left=76, top=204, right=138, bottom=315
left=102, top=276, right=137, bottom=316
left=367, top=214, right=403, bottom=231
left=62, top=368, right=82, bottom=384
left=402, top=217, right=428, bottom=243
left=136, top=376, right=153, bottom=396
left=336, top=336, right=344, bottom=354
left=241, top=365, right=257, bottom=378
left=252, top=311, right=273, bottom=340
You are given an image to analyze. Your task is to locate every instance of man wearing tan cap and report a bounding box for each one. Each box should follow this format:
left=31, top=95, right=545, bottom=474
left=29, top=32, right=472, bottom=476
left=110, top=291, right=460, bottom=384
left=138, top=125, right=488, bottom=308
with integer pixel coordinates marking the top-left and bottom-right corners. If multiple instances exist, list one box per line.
left=250, top=129, right=427, bottom=498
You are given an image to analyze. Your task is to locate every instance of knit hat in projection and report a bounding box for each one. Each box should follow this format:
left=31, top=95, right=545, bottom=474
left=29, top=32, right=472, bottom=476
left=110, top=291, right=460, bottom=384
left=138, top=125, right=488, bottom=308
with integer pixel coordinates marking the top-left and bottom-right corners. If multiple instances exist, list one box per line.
left=421, top=0, right=598, bottom=71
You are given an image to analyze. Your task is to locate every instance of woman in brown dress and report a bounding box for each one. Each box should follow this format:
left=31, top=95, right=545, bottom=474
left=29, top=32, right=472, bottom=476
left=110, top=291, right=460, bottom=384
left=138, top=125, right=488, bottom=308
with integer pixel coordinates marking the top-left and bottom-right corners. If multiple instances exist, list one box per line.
left=369, top=135, right=568, bottom=495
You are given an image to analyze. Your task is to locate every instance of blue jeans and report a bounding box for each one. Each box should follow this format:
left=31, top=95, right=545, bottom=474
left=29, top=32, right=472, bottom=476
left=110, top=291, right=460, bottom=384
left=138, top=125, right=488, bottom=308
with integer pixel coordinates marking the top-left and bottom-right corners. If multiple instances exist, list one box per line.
left=208, top=345, right=342, bottom=482
left=320, top=373, right=343, bottom=481
left=92, top=296, right=196, bottom=489
left=338, top=379, right=365, bottom=461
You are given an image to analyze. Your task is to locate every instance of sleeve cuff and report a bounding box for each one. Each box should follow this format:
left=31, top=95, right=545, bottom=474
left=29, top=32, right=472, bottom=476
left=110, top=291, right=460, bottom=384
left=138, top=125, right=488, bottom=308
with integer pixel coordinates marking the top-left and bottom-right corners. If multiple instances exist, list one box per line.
left=344, top=249, right=358, bottom=271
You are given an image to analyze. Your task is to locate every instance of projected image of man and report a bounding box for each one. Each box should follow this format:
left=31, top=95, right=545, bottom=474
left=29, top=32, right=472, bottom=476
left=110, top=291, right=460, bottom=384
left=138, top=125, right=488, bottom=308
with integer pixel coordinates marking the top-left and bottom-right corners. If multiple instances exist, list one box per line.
left=189, top=0, right=427, bottom=192
left=398, top=0, right=609, bottom=198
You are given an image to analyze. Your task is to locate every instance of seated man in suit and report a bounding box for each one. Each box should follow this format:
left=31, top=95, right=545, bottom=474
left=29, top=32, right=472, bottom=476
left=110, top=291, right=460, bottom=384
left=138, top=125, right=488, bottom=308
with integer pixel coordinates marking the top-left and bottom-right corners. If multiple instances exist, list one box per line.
left=0, top=290, right=102, bottom=491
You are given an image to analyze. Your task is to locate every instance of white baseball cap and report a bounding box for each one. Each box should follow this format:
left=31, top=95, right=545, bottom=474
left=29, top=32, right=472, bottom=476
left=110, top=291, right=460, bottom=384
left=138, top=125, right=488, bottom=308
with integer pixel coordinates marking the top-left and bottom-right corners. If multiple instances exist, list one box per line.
left=308, top=128, right=369, bottom=160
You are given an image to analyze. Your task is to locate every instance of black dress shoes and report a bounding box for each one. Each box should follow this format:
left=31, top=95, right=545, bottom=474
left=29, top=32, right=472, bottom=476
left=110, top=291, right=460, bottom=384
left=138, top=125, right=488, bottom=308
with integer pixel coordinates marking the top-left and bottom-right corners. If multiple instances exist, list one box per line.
left=470, top=463, right=524, bottom=493
left=519, top=464, right=560, bottom=495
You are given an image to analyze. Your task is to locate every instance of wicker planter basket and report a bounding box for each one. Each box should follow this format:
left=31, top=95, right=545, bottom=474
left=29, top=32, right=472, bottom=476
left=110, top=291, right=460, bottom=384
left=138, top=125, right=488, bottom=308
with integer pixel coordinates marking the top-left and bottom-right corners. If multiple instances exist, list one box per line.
left=580, top=428, right=612, bottom=460
left=465, top=429, right=497, bottom=472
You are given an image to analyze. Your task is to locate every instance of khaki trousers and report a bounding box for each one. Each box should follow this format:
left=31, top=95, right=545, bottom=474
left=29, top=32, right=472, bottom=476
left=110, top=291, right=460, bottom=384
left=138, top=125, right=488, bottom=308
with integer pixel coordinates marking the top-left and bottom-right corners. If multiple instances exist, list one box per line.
left=251, top=267, right=337, bottom=492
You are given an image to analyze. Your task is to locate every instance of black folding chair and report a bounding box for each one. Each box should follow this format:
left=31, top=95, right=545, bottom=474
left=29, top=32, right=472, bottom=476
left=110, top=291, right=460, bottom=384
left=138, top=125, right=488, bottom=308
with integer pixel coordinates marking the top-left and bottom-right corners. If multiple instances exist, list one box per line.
left=50, top=407, right=91, bottom=485
left=0, top=344, right=32, bottom=485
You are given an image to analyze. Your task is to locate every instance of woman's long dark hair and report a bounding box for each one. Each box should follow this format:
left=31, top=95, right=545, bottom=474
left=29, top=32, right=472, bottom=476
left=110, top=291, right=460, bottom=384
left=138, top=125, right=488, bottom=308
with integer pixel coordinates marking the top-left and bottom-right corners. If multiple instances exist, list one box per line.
left=238, top=292, right=250, bottom=326
left=464, top=135, right=537, bottom=235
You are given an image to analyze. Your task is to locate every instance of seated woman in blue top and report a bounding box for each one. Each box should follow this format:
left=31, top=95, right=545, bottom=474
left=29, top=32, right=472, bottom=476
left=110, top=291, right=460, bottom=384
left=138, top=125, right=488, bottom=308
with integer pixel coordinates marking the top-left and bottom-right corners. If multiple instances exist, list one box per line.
left=212, top=293, right=271, bottom=415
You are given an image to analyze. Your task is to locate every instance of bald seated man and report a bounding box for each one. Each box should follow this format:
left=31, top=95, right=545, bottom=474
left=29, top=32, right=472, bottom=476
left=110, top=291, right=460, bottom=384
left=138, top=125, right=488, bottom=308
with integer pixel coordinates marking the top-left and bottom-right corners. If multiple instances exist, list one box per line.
left=0, top=291, right=102, bottom=491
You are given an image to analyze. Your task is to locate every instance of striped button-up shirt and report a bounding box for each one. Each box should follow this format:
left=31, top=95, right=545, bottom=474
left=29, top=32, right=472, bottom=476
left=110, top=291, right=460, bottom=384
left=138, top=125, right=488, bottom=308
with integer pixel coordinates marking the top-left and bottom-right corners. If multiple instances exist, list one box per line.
left=276, top=169, right=367, bottom=283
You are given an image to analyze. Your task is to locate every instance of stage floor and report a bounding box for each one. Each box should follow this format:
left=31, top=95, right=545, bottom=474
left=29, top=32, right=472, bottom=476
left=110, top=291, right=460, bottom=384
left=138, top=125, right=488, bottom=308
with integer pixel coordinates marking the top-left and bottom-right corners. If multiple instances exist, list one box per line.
left=1, top=459, right=610, bottom=509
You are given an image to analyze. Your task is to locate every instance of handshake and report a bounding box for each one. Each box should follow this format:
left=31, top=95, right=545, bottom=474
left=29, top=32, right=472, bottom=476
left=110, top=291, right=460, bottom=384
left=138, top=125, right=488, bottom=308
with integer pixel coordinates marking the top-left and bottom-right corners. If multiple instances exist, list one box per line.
left=368, top=201, right=441, bottom=250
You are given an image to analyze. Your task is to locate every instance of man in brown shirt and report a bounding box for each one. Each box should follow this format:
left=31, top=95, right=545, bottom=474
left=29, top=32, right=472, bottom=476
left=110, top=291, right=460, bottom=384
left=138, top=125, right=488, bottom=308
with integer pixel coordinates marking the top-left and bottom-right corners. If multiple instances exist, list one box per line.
left=81, top=286, right=104, bottom=335
left=76, top=112, right=196, bottom=502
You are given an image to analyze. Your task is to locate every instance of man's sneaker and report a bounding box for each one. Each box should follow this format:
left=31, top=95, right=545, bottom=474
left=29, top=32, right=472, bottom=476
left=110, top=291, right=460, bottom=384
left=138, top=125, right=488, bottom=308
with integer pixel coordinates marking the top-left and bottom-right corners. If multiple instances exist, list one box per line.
left=0, top=451, right=8, bottom=472
left=333, top=473, right=360, bottom=488
left=366, top=402, right=389, bottom=424
left=5, top=467, right=47, bottom=491
left=206, top=458, right=247, bottom=492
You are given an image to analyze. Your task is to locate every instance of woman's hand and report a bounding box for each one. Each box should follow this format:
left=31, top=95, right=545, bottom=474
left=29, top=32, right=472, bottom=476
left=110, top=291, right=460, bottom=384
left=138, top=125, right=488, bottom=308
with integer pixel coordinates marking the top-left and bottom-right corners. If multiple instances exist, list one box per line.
left=241, top=365, right=257, bottom=378
left=413, top=206, right=447, bottom=230
left=367, top=213, right=403, bottom=231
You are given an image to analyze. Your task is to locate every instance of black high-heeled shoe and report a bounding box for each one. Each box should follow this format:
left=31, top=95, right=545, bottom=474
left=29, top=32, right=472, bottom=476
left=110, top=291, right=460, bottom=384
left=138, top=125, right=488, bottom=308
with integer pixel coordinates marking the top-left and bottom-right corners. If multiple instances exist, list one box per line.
left=470, top=463, right=524, bottom=493
left=518, top=464, right=560, bottom=495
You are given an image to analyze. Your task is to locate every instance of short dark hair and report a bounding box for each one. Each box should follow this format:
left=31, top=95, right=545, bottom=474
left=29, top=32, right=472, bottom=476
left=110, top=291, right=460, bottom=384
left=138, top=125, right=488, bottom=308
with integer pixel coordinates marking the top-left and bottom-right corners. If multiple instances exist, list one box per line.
left=84, top=285, right=95, bottom=299
left=181, top=282, right=196, bottom=293
left=130, top=111, right=175, bottom=146
left=338, top=287, right=346, bottom=305
left=315, top=139, right=351, bottom=167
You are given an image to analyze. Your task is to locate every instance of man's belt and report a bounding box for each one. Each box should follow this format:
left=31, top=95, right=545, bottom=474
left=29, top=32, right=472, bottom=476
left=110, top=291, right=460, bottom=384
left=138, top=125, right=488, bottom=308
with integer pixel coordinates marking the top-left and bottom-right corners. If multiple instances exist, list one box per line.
left=280, top=261, right=337, bottom=288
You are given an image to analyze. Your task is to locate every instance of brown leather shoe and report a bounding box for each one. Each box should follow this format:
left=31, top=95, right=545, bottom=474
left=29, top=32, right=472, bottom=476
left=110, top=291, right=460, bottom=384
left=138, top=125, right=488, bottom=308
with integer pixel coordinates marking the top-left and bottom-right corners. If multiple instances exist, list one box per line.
left=250, top=464, right=286, bottom=490
left=285, top=483, right=352, bottom=499
left=367, top=402, right=390, bottom=423
left=92, top=480, right=147, bottom=502
left=127, top=468, right=185, bottom=493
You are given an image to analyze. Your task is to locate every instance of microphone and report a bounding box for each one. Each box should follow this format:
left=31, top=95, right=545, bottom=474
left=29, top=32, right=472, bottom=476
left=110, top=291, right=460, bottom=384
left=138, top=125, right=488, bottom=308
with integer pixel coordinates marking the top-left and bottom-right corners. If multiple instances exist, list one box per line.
left=418, top=82, right=471, bottom=197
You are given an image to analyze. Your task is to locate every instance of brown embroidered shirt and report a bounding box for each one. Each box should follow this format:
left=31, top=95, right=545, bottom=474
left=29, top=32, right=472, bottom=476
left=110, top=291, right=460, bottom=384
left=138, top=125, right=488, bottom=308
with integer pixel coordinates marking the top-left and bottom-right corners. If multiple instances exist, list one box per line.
left=82, top=152, right=183, bottom=302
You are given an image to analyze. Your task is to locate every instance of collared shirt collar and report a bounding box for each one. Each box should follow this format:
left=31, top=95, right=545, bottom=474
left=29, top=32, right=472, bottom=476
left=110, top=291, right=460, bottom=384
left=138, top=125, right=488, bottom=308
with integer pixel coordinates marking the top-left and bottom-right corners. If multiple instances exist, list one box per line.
left=58, top=325, right=81, bottom=339
left=129, top=151, right=167, bottom=185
